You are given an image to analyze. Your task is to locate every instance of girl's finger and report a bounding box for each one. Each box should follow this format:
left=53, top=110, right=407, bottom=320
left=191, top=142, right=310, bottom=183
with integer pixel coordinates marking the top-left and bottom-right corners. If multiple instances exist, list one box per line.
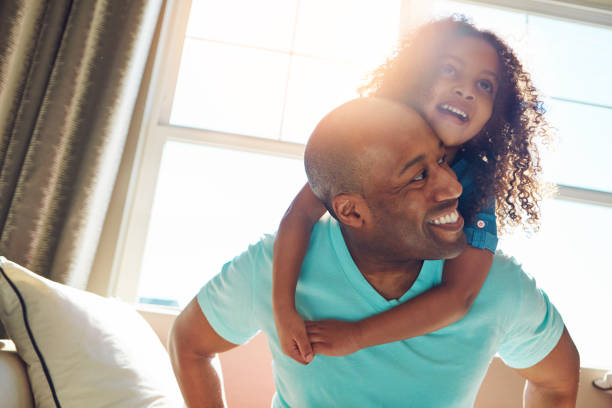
left=305, top=324, right=321, bottom=333
left=307, top=333, right=326, bottom=343
left=312, top=342, right=331, bottom=356
left=295, top=333, right=314, bottom=363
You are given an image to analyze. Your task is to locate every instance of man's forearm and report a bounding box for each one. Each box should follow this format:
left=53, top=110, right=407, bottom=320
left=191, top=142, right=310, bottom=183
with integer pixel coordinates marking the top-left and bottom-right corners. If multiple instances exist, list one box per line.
left=169, top=299, right=239, bottom=408
left=171, top=351, right=226, bottom=408
left=523, top=381, right=578, bottom=408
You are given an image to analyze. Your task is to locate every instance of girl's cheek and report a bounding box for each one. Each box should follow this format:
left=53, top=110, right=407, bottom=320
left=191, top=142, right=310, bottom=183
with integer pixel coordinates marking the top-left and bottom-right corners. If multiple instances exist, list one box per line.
left=416, top=86, right=435, bottom=109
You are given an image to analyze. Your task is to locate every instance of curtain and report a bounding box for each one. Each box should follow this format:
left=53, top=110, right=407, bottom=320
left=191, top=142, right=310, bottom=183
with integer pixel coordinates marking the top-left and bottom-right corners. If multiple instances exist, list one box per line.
left=0, top=0, right=162, bottom=288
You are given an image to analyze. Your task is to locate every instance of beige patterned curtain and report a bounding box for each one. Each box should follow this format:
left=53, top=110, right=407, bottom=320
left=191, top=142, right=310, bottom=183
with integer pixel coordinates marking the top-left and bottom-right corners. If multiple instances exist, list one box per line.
left=0, top=0, right=162, bottom=288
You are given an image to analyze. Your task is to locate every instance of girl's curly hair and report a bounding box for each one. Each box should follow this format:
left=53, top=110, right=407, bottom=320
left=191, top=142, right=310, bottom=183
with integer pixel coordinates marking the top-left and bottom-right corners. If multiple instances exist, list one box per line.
left=359, top=15, right=553, bottom=233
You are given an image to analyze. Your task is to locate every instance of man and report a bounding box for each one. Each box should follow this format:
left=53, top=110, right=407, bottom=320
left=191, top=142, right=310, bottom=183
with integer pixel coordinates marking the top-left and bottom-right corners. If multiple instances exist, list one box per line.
left=169, top=98, right=579, bottom=407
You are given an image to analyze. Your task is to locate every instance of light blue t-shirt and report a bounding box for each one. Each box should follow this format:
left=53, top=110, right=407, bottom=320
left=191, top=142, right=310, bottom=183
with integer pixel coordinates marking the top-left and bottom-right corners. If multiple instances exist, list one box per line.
left=198, top=217, right=563, bottom=407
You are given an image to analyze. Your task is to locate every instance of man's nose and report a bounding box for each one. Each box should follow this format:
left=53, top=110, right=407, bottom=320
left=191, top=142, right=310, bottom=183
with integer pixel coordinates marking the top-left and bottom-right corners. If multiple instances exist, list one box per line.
left=431, top=166, right=463, bottom=202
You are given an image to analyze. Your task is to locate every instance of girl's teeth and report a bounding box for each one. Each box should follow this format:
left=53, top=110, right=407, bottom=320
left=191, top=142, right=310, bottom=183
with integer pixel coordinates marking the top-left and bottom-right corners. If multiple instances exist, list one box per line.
left=441, top=104, right=467, bottom=120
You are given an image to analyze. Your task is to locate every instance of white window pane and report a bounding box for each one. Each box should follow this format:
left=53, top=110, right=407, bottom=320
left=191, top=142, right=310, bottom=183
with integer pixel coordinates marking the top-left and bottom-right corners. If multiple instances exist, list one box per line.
left=526, top=16, right=612, bottom=105
left=499, top=199, right=612, bottom=369
left=170, top=40, right=290, bottom=139
left=293, top=0, right=400, bottom=65
left=137, top=142, right=306, bottom=307
left=281, top=56, right=365, bottom=144
left=186, top=0, right=298, bottom=51
left=542, top=100, right=612, bottom=192
left=431, top=1, right=528, bottom=49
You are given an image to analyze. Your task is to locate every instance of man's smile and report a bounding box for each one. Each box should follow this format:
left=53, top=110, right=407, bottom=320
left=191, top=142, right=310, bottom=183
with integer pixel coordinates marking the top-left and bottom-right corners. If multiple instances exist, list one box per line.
left=427, top=208, right=464, bottom=231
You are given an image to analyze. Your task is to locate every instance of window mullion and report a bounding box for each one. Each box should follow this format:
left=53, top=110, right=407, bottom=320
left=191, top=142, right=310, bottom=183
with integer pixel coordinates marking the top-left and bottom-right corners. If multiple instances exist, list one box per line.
left=556, top=185, right=612, bottom=208
left=157, top=0, right=193, bottom=125
left=162, top=124, right=305, bottom=159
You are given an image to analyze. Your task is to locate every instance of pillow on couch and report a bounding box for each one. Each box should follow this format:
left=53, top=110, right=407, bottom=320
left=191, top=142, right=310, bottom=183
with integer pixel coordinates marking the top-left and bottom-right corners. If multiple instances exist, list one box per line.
left=0, top=257, right=184, bottom=408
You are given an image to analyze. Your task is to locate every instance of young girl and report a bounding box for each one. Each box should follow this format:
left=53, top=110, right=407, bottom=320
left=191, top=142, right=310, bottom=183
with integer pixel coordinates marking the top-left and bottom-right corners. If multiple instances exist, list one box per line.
left=273, top=16, right=551, bottom=364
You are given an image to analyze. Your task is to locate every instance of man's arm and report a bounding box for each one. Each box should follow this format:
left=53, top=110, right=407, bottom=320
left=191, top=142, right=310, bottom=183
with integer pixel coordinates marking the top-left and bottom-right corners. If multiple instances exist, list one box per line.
left=515, top=327, right=580, bottom=408
left=169, top=298, right=240, bottom=408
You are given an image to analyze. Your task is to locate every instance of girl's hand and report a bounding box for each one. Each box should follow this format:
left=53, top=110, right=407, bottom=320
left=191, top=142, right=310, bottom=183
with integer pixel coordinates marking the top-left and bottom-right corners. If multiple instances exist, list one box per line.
left=306, top=319, right=364, bottom=356
left=274, top=308, right=314, bottom=365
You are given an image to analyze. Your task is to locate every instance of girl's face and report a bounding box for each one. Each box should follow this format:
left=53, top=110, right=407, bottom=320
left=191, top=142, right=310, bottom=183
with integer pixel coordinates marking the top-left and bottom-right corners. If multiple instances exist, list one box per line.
left=418, top=36, right=500, bottom=148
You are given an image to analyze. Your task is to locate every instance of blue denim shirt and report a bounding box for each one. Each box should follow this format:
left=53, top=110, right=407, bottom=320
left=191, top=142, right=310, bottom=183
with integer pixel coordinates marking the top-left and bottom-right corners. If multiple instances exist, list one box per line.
left=452, top=159, right=498, bottom=253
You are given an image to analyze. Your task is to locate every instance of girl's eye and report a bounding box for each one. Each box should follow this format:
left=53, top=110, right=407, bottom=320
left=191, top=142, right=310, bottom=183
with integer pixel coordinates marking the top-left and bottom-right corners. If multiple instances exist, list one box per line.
left=437, top=155, right=447, bottom=165
left=439, top=64, right=456, bottom=76
left=477, top=79, right=494, bottom=94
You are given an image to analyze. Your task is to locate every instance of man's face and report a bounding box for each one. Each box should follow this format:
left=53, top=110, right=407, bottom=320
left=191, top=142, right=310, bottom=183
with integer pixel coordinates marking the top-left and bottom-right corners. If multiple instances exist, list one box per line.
left=361, top=119, right=467, bottom=261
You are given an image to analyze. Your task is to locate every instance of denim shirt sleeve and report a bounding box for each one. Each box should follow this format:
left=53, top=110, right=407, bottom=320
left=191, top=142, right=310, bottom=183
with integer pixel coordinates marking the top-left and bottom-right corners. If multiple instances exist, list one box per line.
left=463, top=197, right=498, bottom=253
left=453, top=158, right=499, bottom=253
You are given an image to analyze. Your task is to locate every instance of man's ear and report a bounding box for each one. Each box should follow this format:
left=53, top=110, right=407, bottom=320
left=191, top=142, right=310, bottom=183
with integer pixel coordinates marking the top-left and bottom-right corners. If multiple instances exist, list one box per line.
left=331, top=194, right=370, bottom=228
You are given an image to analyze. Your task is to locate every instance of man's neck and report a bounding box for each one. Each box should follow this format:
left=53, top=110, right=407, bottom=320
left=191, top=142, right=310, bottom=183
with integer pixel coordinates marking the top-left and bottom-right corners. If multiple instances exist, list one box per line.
left=341, top=227, right=424, bottom=301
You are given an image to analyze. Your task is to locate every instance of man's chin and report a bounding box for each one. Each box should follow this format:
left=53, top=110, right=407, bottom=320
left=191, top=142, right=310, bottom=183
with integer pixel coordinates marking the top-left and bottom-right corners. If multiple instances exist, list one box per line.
left=434, top=234, right=467, bottom=260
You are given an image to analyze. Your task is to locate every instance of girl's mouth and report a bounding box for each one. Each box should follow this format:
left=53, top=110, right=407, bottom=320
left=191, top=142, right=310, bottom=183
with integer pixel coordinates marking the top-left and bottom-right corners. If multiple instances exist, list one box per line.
left=437, top=104, right=469, bottom=123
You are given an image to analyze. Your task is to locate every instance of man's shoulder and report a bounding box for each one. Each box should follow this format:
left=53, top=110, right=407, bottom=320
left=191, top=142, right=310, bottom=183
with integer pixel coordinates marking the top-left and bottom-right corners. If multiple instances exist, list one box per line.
left=226, top=233, right=276, bottom=273
left=227, top=218, right=337, bottom=275
left=487, top=251, right=524, bottom=283
left=481, top=250, right=536, bottom=301
left=309, top=214, right=338, bottom=246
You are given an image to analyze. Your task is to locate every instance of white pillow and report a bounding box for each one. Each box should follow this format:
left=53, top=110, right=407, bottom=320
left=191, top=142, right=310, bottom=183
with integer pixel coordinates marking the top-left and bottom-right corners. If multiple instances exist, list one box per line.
left=0, top=257, right=184, bottom=407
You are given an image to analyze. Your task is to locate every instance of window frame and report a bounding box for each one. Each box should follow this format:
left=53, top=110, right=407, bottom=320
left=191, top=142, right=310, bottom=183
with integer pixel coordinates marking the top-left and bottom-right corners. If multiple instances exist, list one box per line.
left=108, top=0, right=612, bottom=304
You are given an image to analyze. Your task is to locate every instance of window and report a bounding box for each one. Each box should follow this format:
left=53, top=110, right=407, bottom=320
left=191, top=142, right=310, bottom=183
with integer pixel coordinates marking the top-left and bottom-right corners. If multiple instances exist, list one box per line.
left=114, top=0, right=612, bottom=369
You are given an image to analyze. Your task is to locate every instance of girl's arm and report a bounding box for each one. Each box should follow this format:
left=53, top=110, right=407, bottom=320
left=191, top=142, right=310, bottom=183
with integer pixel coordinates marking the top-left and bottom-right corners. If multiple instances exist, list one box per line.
left=273, top=183, right=326, bottom=364
left=306, top=246, right=493, bottom=356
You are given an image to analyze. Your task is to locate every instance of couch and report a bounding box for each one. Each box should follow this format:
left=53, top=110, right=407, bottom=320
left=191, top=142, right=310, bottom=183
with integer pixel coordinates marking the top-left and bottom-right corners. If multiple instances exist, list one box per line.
left=0, top=308, right=181, bottom=408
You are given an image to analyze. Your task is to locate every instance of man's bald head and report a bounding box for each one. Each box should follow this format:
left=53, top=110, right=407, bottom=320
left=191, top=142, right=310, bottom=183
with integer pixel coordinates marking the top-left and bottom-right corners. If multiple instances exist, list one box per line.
left=305, top=98, right=431, bottom=217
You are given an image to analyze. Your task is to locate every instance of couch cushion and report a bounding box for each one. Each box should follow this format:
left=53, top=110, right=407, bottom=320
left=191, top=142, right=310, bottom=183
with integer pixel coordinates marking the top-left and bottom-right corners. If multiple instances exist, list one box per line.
left=0, top=340, right=34, bottom=408
left=0, top=257, right=184, bottom=408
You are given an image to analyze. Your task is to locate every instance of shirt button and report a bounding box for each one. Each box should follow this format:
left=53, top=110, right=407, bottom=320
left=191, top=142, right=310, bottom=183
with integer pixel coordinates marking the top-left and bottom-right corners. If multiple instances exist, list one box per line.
left=476, top=220, right=486, bottom=229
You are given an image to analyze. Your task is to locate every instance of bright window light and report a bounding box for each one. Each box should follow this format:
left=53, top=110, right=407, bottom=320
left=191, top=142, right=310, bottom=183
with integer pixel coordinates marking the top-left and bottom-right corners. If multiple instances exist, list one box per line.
left=137, top=141, right=306, bottom=307
left=499, top=199, right=612, bottom=369
left=170, top=40, right=290, bottom=139
left=543, top=100, right=612, bottom=192
left=186, top=0, right=298, bottom=51
left=170, top=0, right=401, bottom=141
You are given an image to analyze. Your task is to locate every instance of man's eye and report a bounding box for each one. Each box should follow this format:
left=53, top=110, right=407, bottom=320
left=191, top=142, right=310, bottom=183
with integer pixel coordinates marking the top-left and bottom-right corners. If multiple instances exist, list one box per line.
left=439, top=64, right=456, bottom=76
left=413, top=172, right=425, bottom=182
left=438, top=155, right=447, bottom=165
left=477, top=79, right=494, bottom=94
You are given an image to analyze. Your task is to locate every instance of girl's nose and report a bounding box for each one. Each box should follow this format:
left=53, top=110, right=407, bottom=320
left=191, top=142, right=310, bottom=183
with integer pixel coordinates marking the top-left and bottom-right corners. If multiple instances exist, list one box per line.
left=454, top=87, right=474, bottom=100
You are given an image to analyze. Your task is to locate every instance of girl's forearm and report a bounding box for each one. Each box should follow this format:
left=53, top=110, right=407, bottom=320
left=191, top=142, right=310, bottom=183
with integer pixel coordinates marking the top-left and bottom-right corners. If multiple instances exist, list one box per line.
left=273, top=184, right=326, bottom=311
left=273, top=214, right=315, bottom=310
left=356, top=284, right=472, bottom=349
left=357, top=247, right=493, bottom=349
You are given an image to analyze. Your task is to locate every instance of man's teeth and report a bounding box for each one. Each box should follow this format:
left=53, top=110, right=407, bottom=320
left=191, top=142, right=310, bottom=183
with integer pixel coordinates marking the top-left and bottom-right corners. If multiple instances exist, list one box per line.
left=431, top=210, right=459, bottom=225
left=440, top=104, right=467, bottom=120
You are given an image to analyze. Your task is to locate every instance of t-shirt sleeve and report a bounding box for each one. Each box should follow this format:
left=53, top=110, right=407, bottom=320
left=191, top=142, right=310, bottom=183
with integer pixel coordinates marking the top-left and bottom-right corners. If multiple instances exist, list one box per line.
left=197, top=245, right=261, bottom=345
left=463, top=197, right=498, bottom=253
left=497, top=269, right=564, bottom=369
